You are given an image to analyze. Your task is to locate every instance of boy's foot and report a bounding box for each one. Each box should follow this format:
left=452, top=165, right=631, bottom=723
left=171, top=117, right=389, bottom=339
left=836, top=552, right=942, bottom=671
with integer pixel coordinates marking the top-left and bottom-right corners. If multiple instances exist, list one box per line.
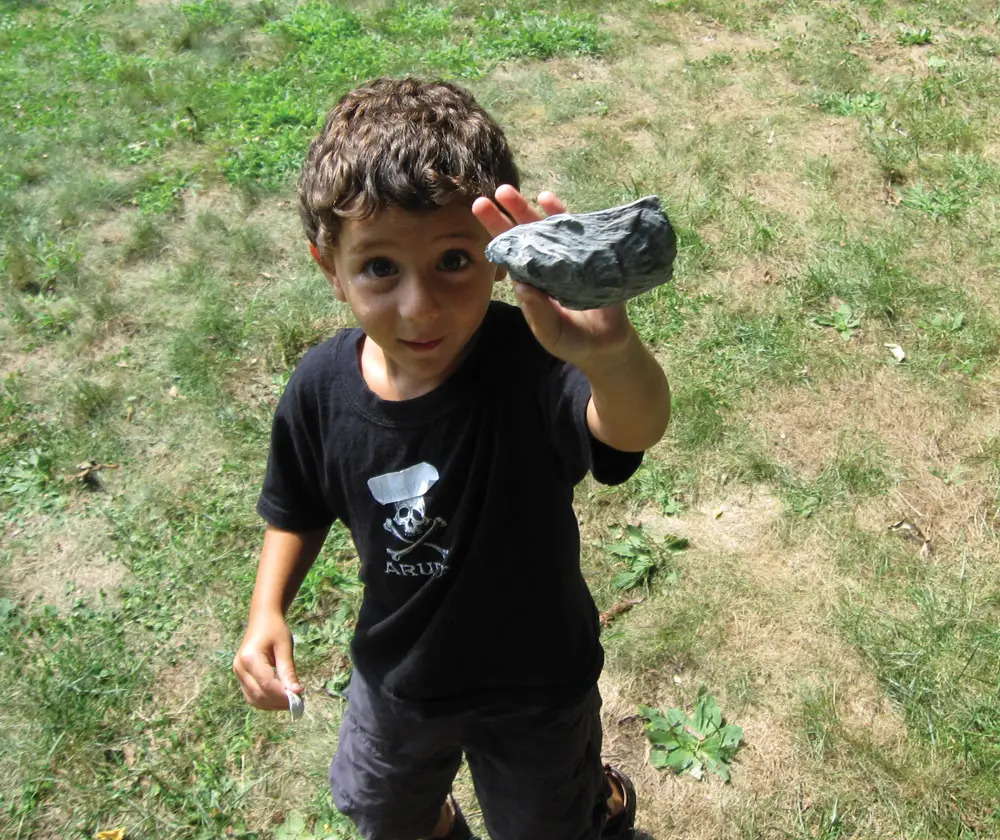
left=430, top=795, right=475, bottom=840
left=602, top=765, right=636, bottom=840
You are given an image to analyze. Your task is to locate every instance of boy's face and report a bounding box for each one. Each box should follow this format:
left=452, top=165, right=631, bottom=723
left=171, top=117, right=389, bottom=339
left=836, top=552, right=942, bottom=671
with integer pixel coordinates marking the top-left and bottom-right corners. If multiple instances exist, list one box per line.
left=315, top=202, right=504, bottom=400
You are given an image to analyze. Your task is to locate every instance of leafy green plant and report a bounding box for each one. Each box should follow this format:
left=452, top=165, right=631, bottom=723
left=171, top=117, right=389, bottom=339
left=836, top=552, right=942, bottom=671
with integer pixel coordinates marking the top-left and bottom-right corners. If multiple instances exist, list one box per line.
left=811, top=303, right=861, bottom=341
left=134, top=170, right=195, bottom=214
left=919, top=310, right=965, bottom=334
left=897, top=26, right=932, bottom=45
left=639, top=689, right=744, bottom=781
left=930, top=465, right=966, bottom=486
left=604, top=524, right=687, bottom=592
left=816, top=91, right=885, bottom=116
left=273, top=810, right=354, bottom=839
left=902, top=183, right=969, bottom=220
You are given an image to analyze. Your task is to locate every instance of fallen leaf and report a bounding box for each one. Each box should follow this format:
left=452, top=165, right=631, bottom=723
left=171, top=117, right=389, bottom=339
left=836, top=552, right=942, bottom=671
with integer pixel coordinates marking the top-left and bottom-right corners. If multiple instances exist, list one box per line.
left=599, top=597, right=645, bottom=627
left=885, top=343, right=907, bottom=362
left=95, top=829, right=126, bottom=840
left=68, top=461, right=120, bottom=486
left=889, top=518, right=932, bottom=556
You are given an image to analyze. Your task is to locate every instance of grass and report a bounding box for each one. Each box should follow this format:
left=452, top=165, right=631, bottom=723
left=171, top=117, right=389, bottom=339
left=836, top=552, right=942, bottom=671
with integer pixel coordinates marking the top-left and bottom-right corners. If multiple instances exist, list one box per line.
left=2, top=0, right=1000, bottom=838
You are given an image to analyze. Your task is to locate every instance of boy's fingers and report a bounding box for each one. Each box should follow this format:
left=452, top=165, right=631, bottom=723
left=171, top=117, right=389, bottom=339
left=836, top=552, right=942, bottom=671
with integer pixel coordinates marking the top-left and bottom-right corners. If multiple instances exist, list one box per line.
left=235, top=649, right=287, bottom=709
left=514, top=283, right=563, bottom=345
left=472, top=196, right=513, bottom=238
left=275, top=651, right=301, bottom=694
left=474, top=187, right=569, bottom=240
left=493, top=185, right=543, bottom=226
left=537, top=191, right=567, bottom=216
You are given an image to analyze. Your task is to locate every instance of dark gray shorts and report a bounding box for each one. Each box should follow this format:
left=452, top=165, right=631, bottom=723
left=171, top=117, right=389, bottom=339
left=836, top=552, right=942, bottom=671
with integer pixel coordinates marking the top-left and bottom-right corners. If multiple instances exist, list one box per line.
left=329, top=673, right=610, bottom=840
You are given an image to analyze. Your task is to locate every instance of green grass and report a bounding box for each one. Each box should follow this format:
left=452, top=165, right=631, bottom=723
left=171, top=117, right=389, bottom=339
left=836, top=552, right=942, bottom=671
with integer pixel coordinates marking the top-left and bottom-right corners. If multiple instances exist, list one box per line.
left=3, top=0, right=1000, bottom=837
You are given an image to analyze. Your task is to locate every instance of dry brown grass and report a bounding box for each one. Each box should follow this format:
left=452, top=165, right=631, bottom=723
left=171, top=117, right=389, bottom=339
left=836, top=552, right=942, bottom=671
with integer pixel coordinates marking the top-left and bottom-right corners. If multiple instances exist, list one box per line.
left=7, top=514, right=128, bottom=610
left=755, top=369, right=1000, bottom=564
left=597, top=487, right=927, bottom=839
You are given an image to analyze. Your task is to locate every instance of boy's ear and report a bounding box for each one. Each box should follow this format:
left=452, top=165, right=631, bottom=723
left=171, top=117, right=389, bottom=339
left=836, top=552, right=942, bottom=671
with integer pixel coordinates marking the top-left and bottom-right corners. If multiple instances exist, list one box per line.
left=309, top=243, right=346, bottom=302
left=492, top=264, right=507, bottom=284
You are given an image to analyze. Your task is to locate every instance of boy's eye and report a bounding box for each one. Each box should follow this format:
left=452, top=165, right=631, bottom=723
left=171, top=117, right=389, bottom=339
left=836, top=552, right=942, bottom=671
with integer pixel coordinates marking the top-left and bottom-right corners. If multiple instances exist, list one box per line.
left=438, top=250, right=471, bottom=272
left=363, top=257, right=397, bottom=279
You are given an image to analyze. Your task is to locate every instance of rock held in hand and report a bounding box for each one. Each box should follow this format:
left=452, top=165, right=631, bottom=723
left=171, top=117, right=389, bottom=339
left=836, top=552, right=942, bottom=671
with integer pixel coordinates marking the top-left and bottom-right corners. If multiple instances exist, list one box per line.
left=485, top=195, right=677, bottom=310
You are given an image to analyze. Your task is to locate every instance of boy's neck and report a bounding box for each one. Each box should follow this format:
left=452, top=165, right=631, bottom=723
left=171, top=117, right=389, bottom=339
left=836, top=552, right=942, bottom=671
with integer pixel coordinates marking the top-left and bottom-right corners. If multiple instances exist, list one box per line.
left=356, top=328, right=482, bottom=402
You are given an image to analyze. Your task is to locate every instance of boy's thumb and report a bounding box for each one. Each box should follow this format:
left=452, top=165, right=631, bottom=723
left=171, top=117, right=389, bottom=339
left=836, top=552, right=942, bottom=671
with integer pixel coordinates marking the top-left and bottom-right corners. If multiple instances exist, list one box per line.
left=274, top=643, right=301, bottom=693
left=278, top=661, right=301, bottom=693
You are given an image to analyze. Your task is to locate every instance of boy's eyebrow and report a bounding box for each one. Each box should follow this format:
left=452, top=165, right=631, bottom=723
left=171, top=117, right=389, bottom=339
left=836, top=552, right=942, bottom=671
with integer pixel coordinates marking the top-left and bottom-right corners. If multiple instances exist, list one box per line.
left=349, top=229, right=480, bottom=254
left=348, top=237, right=394, bottom=254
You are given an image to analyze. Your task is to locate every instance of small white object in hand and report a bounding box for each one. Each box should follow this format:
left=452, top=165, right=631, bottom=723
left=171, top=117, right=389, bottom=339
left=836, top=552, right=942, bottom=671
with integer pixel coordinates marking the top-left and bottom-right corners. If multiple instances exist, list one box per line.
left=286, top=689, right=304, bottom=722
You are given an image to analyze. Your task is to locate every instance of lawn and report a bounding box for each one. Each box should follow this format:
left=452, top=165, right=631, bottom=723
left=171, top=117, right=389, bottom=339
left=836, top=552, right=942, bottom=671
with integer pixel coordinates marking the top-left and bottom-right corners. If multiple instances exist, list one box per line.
left=1, top=0, right=998, bottom=838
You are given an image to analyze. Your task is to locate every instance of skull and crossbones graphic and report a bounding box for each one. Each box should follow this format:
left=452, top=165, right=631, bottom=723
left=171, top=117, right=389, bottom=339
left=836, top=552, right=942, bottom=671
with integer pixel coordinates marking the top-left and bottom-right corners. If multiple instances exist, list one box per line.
left=367, top=463, right=450, bottom=561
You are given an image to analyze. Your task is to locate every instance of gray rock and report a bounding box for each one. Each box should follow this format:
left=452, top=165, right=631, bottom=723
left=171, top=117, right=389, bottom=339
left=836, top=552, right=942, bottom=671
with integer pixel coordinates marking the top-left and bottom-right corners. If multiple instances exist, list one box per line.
left=485, top=195, right=676, bottom=310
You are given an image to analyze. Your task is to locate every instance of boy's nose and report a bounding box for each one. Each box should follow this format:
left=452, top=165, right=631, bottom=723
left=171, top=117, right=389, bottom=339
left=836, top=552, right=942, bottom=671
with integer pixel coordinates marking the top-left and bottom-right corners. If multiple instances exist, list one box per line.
left=399, top=273, right=440, bottom=322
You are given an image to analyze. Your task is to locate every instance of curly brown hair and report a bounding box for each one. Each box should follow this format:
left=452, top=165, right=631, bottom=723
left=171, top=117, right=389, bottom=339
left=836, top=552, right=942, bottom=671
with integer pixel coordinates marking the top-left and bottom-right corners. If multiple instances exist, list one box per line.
left=298, top=77, right=520, bottom=255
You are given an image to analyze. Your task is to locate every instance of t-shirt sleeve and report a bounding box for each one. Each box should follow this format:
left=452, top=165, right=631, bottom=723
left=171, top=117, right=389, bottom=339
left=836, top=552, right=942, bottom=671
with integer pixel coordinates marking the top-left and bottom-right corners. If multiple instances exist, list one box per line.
left=257, top=365, right=338, bottom=532
left=541, top=360, right=644, bottom=487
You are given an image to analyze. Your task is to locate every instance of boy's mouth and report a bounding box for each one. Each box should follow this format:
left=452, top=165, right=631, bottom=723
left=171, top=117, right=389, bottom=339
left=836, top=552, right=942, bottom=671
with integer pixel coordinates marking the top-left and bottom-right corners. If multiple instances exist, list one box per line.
left=400, top=338, right=443, bottom=352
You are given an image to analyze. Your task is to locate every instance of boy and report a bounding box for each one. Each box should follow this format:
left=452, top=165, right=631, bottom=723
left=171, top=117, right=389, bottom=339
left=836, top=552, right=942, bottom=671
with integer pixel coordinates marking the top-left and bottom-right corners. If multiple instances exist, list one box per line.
left=233, top=77, right=671, bottom=840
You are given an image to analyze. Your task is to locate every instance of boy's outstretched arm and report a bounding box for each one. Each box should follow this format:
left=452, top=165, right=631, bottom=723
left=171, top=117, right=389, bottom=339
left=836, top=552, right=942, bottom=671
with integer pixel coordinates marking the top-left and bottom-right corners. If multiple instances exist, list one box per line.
left=473, top=185, right=670, bottom=452
left=233, top=525, right=328, bottom=710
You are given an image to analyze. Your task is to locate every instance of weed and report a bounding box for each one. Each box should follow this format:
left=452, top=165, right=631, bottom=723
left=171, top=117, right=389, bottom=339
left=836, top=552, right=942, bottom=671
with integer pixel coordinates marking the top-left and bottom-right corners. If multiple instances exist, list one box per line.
left=640, top=688, right=744, bottom=781
left=134, top=169, right=195, bottom=215
left=604, top=524, right=687, bottom=592
left=897, top=26, right=933, bottom=46
left=816, top=91, right=885, bottom=116
left=811, top=302, right=861, bottom=341
left=625, top=459, right=693, bottom=515
left=918, top=309, right=965, bottom=335
left=901, top=182, right=969, bottom=220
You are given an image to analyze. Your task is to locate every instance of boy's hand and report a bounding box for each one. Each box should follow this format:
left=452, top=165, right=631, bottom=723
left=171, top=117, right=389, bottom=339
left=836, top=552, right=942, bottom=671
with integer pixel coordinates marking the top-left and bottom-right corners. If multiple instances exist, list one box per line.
left=472, top=185, right=635, bottom=373
left=233, top=611, right=302, bottom=711
left=475, top=185, right=671, bottom=452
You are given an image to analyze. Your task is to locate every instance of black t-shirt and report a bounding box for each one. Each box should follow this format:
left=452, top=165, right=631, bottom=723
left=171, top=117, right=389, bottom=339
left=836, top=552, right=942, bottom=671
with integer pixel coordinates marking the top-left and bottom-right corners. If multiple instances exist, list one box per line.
left=258, top=301, right=642, bottom=715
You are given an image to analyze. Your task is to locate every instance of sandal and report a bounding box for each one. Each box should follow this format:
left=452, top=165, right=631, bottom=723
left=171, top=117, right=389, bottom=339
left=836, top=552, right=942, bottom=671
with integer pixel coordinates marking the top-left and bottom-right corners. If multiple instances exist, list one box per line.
left=601, top=764, right=637, bottom=840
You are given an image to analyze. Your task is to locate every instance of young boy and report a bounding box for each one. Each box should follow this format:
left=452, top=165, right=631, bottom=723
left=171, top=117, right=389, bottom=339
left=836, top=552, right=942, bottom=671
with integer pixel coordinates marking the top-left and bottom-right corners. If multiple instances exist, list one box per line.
left=233, top=77, right=671, bottom=840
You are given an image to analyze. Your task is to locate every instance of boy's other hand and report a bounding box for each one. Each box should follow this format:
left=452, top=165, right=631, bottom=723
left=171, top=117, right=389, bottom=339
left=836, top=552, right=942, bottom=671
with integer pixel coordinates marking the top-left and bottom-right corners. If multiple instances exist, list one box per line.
left=472, top=185, right=635, bottom=373
left=233, top=613, right=303, bottom=711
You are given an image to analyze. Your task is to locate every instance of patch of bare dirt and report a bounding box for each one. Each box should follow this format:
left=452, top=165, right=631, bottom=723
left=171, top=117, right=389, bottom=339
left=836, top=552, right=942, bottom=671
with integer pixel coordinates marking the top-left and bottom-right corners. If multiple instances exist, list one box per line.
left=696, top=258, right=792, bottom=314
left=641, top=484, right=783, bottom=552
left=867, top=35, right=935, bottom=81
left=90, top=209, right=137, bottom=250
left=147, top=617, right=224, bottom=715
left=681, top=25, right=775, bottom=61
left=8, top=516, right=127, bottom=610
left=756, top=370, right=1000, bottom=558
left=0, top=333, right=65, bottom=383
left=746, top=168, right=813, bottom=217
left=794, top=115, right=892, bottom=223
